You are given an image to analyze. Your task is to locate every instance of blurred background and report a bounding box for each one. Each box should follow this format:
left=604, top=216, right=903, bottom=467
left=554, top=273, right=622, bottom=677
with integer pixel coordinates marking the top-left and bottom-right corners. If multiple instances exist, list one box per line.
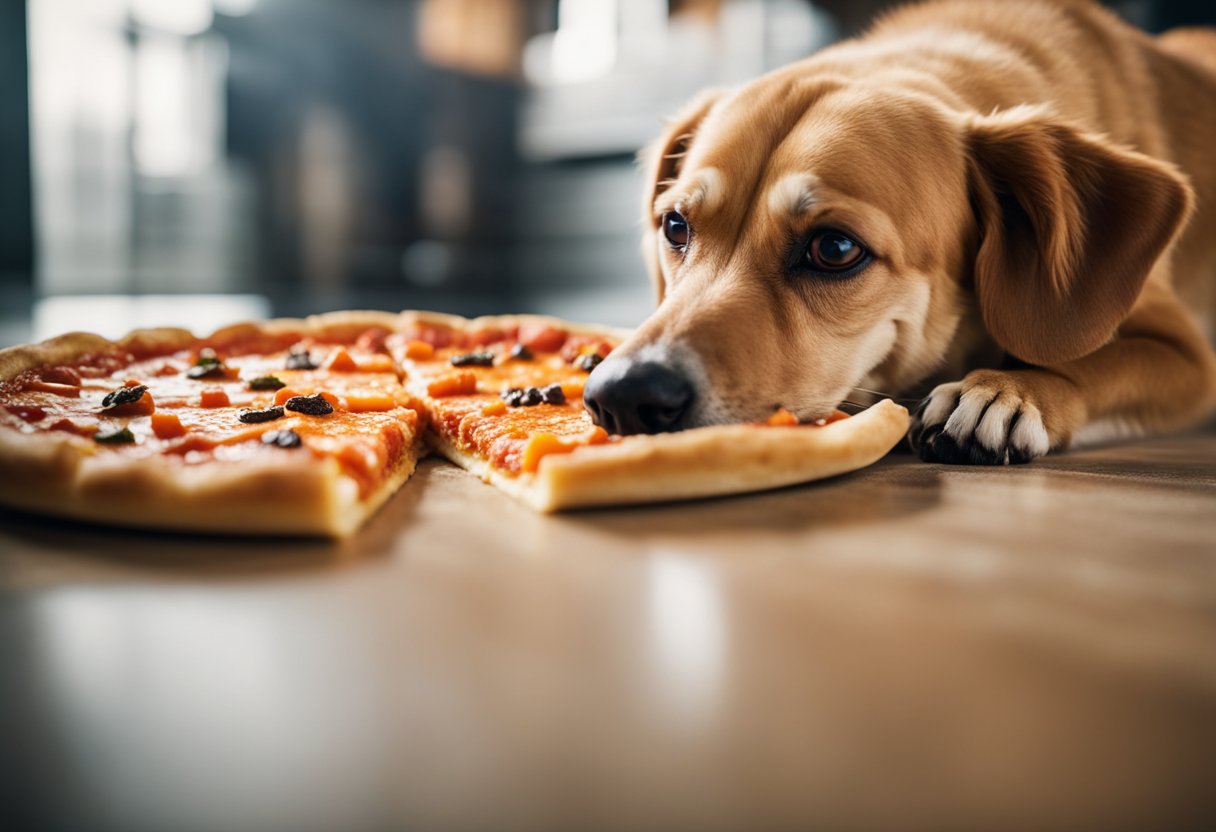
left=0, top=0, right=1210, bottom=347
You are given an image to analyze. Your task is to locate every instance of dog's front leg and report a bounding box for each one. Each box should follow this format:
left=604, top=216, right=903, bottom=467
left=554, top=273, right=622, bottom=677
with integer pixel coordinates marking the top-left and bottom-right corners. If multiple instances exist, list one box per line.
left=910, top=284, right=1216, bottom=464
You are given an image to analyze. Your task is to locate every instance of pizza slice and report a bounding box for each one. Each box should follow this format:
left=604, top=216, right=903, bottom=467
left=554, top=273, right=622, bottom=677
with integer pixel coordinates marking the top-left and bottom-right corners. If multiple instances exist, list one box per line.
left=0, top=312, right=424, bottom=537
left=389, top=312, right=910, bottom=511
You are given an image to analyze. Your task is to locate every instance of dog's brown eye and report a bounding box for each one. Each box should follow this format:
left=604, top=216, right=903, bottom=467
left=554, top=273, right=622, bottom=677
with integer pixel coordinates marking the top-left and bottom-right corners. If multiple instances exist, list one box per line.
left=662, top=211, right=690, bottom=249
left=806, top=231, right=865, bottom=272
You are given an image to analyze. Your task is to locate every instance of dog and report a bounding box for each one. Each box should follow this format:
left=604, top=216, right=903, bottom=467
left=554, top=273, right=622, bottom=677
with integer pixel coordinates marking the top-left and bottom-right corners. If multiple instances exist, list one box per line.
left=581, top=0, right=1216, bottom=465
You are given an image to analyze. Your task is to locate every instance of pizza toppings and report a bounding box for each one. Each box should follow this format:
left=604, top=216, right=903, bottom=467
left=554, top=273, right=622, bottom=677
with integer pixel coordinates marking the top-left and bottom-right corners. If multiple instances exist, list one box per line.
left=502, top=387, right=542, bottom=407
left=509, top=343, right=534, bottom=361
left=574, top=353, right=603, bottom=372
left=285, top=349, right=318, bottom=371
left=518, top=322, right=567, bottom=353
left=40, top=366, right=82, bottom=386
left=403, top=340, right=435, bottom=360
left=427, top=372, right=477, bottom=398
left=94, top=426, right=135, bottom=445
left=239, top=406, right=286, bottom=424
left=25, top=380, right=81, bottom=397
left=501, top=383, right=567, bottom=407
left=199, top=388, right=231, bottom=409
left=765, top=408, right=799, bottom=426
left=540, top=383, right=566, bottom=405
left=150, top=412, right=186, bottom=439
left=285, top=393, right=334, bottom=416
left=5, top=404, right=46, bottom=423
left=187, top=349, right=235, bottom=380
left=100, top=384, right=148, bottom=410
left=450, top=351, right=495, bottom=367
left=262, top=428, right=301, bottom=448
left=248, top=375, right=286, bottom=391
left=325, top=348, right=359, bottom=372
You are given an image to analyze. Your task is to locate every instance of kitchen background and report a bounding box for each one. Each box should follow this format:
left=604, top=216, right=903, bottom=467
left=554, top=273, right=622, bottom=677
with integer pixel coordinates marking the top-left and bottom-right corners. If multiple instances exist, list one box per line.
left=0, top=0, right=1209, bottom=347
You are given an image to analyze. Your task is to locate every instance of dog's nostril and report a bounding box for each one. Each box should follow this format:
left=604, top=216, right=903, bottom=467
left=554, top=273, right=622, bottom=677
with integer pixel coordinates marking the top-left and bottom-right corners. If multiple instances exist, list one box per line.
left=583, top=361, right=694, bottom=436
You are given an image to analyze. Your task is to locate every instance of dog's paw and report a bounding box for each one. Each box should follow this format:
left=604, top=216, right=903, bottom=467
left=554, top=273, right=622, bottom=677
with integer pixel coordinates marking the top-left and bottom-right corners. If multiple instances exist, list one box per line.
left=909, top=372, right=1052, bottom=465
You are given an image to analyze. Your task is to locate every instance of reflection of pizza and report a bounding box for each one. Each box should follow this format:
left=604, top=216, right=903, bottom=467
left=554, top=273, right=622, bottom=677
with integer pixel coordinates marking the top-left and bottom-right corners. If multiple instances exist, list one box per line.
left=0, top=310, right=909, bottom=536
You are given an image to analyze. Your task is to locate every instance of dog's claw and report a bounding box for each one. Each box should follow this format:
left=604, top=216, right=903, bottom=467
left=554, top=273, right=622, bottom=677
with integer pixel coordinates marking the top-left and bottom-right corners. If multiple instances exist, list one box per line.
left=909, top=376, right=1049, bottom=465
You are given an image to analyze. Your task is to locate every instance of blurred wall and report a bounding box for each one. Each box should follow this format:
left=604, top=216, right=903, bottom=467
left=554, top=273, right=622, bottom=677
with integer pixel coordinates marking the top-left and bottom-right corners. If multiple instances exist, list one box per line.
left=0, top=0, right=33, bottom=300
left=5, top=0, right=1216, bottom=347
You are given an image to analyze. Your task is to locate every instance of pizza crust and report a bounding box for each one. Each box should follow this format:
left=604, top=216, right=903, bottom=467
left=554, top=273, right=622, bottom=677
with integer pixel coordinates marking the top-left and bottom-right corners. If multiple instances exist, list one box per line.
left=0, top=426, right=421, bottom=537
left=430, top=398, right=909, bottom=512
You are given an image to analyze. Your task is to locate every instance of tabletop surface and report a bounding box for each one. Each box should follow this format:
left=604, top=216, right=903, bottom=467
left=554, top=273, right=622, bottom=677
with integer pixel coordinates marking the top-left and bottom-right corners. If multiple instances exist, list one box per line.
left=2, top=434, right=1215, bottom=832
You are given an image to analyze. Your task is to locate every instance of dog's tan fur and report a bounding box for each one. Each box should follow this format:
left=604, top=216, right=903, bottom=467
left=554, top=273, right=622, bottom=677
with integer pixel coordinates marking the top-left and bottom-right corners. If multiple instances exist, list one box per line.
left=614, top=0, right=1216, bottom=463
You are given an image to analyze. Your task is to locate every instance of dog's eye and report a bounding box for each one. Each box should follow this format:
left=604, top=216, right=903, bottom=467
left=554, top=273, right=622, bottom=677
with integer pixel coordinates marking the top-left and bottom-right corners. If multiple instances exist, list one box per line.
left=805, top=231, right=866, bottom=272
left=662, top=211, right=690, bottom=250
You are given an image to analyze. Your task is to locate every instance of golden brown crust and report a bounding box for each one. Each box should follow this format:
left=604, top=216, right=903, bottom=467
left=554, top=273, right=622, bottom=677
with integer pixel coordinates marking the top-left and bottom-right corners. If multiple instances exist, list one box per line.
left=433, top=399, right=909, bottom=511
left=396, top=310, right=634, bottom=342
left=0, top=426, right=420, bottom=536
left=0, top=332, right=119, bottom=381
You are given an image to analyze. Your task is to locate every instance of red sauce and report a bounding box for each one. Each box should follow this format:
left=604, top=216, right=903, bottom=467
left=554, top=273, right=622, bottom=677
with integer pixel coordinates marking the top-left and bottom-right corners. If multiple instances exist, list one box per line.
left=48, top=418, right=96, bottom=437
left=40, top=366, right=81, bottom=386
left=5, top=404, right=47, bottom=423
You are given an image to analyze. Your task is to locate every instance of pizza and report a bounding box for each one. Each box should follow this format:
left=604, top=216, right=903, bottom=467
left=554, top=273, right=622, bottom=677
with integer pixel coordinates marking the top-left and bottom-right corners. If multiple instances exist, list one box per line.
left=0, top=310, right=909, bottom=536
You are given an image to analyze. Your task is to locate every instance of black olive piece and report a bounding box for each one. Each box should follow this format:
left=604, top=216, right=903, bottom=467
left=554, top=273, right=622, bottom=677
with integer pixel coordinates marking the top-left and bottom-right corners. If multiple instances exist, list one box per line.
left=248, top=375, right=285, bottom=391
left=101, top=384, right=147, bottom=409
left=187, top=360, right=226, bottom=380
left=450, top=352, right=495, bottom=367
left=575, top=353, right=603, bottom=372
left=262, top=429, right=301, bottom=448
left=520, top=387, right=543, bottom=406
left=501, top=388, right=525, bottom=406
left=94, top=426, right=135, bottom=444
left=284, top=393, right=334, bottom=416
left=509, top=343, right=534, bottom=361
left=239, top=406, right=285, bottom=424
left=540, top=383, right=566, bottom=405
left=285, top=350, right=318, bottom=371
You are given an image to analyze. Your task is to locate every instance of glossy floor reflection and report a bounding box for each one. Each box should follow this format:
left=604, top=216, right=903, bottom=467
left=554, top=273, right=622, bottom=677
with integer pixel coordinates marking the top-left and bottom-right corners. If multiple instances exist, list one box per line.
left=2, top=435, right=1215, bottom=831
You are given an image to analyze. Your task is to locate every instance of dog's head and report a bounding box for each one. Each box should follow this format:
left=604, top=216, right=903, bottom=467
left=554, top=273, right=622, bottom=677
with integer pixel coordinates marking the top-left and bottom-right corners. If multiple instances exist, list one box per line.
left=582, top=72, right=1191, bottom=435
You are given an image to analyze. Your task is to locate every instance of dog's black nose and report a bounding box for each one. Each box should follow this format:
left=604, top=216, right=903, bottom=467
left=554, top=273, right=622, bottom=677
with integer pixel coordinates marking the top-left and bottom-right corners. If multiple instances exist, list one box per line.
left=583, top=361, right=694, bottom=435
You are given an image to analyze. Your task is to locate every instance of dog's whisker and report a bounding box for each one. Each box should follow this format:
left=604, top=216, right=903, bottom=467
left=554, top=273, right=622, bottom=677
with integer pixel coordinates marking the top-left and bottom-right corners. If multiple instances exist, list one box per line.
left=848, top=386, right=921, bottom=405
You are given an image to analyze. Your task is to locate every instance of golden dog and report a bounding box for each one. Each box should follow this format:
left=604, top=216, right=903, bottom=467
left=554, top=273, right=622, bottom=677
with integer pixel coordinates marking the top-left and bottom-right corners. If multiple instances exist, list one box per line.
left=582, top=0, right=1216, bottom=464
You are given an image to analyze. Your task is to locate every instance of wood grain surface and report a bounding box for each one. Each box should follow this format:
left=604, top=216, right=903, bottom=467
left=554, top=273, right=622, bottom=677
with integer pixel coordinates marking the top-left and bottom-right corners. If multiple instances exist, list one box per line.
left=2, top=432, right=1214, bottom=831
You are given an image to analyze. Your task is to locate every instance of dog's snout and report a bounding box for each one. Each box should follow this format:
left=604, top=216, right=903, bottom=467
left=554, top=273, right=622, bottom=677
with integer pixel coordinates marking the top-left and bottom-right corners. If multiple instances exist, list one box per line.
left=583, top=361, right=695, bottom=435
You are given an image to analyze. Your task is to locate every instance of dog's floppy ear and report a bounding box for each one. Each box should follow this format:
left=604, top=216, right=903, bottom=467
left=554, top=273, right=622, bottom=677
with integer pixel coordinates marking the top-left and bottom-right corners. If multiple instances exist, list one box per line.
left=639, top=88, right=726, bottom=302
left=966, top=106, right=1192, bottom=365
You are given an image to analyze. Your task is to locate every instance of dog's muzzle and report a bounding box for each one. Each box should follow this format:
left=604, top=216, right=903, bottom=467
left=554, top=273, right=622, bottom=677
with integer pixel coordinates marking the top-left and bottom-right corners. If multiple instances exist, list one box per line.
left=582, top=359, right=695, bottom=435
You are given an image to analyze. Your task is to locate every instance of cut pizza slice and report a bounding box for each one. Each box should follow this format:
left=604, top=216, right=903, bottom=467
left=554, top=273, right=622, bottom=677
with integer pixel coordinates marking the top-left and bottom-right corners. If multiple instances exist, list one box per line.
left=0, top=312, right=425, bottom=537
left=389, top=311, right=910, bottom=511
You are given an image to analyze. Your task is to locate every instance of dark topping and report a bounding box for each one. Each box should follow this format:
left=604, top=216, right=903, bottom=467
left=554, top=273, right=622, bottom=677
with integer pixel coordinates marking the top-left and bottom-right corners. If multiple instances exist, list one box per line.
left=101, top=384, right=147, bottom=410
left=501, top=386, right=558, bottom=407
left=509, top=343, right=534, bottom=361
left=574, top=353, right=603, bottom=372
left=450, top=351, right=495, bottom=367
left=248, top=375, right=286, bottom=391
left=94, top=426, right=135, bottom=444
left=262, top=428, right=301, bottom=449
left=239, top=406, right=285, bottom=424
left=284, top=393, right=334, bottom=416
left=187, top=349, right=228, bottom=379
left=285, top=349, right=318, bottom=370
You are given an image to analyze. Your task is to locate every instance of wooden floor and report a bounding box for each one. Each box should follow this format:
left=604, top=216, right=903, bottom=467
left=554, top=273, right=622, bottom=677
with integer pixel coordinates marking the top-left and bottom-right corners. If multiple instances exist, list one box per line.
left=2, top=432, right=1215, bottom=831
